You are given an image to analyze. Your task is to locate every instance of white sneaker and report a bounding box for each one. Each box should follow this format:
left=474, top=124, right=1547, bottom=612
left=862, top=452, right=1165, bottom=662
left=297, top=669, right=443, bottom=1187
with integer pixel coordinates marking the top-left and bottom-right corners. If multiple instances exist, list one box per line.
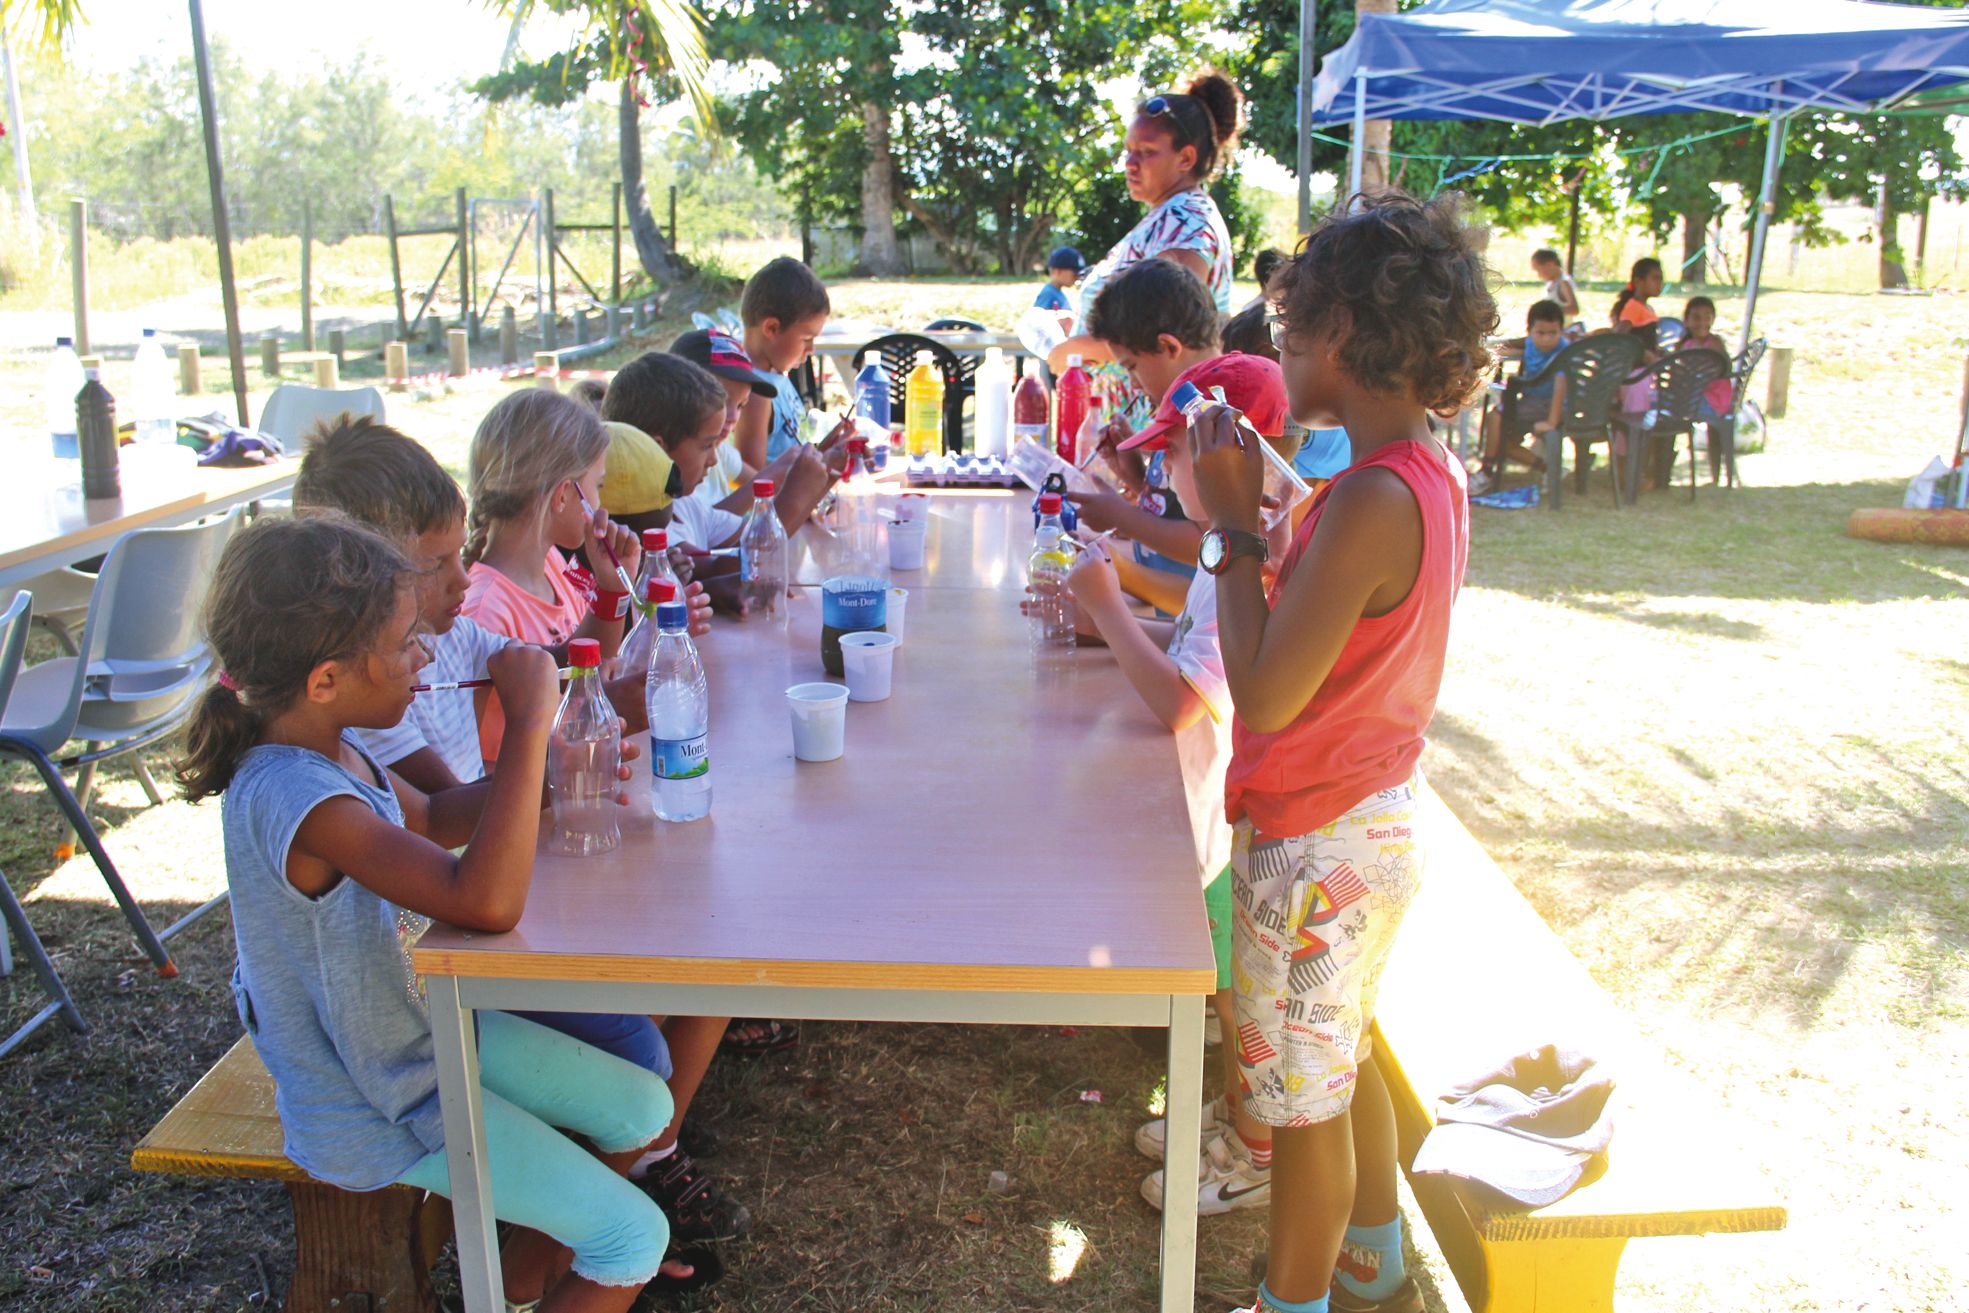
left=1133, top=1093, right=1226, bottom=1161
left=1139, top=1128, right=1272, bottom=1215
left=1204, top=1011, right=1222, bottom=1047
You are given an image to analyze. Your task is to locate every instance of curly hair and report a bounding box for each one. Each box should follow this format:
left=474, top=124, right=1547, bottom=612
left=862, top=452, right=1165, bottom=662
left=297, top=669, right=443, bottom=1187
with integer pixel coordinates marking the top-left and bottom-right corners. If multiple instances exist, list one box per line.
left=177, top=515, right=410, bottom=801
left=1271, top=191, right=1498, bottom=417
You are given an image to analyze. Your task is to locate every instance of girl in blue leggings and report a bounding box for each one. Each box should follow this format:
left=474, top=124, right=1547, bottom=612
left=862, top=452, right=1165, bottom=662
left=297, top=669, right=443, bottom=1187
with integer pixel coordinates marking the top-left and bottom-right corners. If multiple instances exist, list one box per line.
left=179, top=514, right=699, bottom=1313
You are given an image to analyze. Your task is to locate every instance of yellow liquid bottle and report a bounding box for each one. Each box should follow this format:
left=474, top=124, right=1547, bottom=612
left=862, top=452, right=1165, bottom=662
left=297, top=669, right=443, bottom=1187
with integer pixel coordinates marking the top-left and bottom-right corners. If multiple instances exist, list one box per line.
left=904, top=354, right=944, bottom=457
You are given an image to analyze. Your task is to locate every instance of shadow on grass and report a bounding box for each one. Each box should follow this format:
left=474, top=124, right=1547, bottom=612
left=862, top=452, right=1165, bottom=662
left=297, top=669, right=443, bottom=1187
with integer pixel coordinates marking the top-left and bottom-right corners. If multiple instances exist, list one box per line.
left=1429, top=713, right=1969, bottom=1033
left=1564, top=596, right=1768, bottom=641
left=1, top=759, right=168, bottom=908
left=1469, top=479, right=1968, bottom=606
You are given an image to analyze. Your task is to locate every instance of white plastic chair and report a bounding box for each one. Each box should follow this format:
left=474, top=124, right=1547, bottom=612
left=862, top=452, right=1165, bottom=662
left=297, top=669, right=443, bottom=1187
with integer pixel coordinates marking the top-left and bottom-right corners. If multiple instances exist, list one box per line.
left=258, top=384, right=386, bottom=449
left=2, top=566, right=97, bottom=655
left=0, top=505, right=246, bottom=975
left=0, top=591, right=89, bottom=1058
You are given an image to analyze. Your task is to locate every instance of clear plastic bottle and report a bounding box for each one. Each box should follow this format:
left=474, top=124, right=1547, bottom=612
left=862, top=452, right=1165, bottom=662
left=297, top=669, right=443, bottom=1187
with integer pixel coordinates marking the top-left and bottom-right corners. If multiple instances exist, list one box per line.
left=132, top=329, right=177, bottom=444
left=634, top=528, right=679, bottom=617
left=616, top=577, right=676, bottom=686
left=1075, top=394, right=1107, bottom=470
left=548, top=638, right=623, bottom=857
left=1027, top=492, right=1076, bottom=649
left=738, top=478, right=788, bottom=622
left=45, top=336, right=85, bottom=462
left=646, top=599, right=712, bottom=822
left=1013, top=371, right=1051, bottom=454
left=1055, top=354, right=1090, bottom=464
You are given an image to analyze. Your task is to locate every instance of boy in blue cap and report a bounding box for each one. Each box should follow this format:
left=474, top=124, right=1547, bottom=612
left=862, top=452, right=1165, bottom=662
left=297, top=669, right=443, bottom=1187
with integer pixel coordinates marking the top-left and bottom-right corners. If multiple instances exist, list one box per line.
left=1037, top=246, right=1086, bottom=315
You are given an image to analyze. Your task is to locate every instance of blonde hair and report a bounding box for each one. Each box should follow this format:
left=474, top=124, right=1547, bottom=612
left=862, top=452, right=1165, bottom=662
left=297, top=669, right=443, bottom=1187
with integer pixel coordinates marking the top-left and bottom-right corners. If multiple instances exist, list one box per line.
left=464, top=389, right=611, bottom=565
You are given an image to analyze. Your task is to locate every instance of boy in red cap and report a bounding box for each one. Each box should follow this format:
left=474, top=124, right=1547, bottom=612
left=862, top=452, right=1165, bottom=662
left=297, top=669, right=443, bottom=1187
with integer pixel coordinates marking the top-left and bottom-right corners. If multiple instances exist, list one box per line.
left=1067, top=351, right=1294, bottom=1221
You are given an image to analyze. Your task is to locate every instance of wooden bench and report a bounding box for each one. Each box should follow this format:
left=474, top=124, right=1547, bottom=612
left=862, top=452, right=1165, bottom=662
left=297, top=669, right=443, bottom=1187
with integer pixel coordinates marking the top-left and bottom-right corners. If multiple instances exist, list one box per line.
left=132, top=1036, right=451, bottom=1313
left=1368, top=788, right=1786, bottom=1311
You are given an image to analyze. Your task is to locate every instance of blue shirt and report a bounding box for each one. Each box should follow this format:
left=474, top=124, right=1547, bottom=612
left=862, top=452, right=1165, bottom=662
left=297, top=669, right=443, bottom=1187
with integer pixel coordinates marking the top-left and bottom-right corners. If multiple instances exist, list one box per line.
left=757, top=368, right=806, bottom=463
left=224, top=734, right=444, bottom=1190
left=1293, top=427, right=1352, bottom=480
left=1035, top=283, right=1071, bottom=313
left=1519, top=339, right=1562, bottom=401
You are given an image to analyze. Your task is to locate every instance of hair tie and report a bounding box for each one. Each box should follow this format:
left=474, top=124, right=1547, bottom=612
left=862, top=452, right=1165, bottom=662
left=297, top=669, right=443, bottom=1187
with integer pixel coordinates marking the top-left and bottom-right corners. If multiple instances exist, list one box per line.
left=217, top=671, right=239, bottom=692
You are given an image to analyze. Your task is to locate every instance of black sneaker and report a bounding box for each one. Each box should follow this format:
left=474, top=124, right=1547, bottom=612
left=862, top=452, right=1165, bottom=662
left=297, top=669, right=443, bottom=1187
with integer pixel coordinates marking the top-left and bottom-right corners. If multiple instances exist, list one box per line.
left=637, top=1149, right=752, bottom=1242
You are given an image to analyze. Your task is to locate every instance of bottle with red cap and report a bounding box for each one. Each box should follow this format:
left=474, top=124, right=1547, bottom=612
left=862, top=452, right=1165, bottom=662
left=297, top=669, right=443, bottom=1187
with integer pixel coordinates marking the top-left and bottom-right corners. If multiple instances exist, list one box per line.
left=1027, top=492, right=1076, bottom=649
left=548, top=637, right=622, bottom=856
left=633, top=528, right=680, bottom=624
left=738, top=477, right=788, bottom=622
left=1013, top=371, right=1051, bottom=455
left=616, top=577, right=677, bottom=684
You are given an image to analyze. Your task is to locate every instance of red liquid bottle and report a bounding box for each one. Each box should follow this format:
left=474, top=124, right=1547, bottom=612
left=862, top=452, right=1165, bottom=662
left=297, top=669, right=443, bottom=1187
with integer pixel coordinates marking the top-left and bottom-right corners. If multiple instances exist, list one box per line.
left=1055, top=354, right=1090, bottom=465
left=1013, top=372, right=1051, bottom=454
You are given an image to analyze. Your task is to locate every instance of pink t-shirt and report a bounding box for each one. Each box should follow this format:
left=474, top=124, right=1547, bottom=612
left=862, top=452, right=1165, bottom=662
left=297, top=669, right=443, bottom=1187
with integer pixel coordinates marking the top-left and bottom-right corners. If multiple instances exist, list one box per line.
left=461, top=547, right=593, bottom=759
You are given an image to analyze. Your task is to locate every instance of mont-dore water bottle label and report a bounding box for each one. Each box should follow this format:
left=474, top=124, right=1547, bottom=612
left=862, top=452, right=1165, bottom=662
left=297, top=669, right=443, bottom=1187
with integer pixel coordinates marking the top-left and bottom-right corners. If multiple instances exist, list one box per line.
left=821, top=575, right=888, bottom=677
left=653, top=735, right=709, bottom=781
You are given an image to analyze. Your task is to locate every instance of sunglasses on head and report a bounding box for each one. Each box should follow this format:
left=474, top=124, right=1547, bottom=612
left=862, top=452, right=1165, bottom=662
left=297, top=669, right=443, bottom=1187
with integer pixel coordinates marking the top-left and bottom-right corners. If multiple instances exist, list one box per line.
left=1142, top=95, right=1194, bottom=142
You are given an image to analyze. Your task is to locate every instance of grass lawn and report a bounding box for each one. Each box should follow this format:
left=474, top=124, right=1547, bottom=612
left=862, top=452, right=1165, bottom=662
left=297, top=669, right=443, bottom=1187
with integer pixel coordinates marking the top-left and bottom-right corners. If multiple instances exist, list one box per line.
left=1, top=280, right=1965, bottom=1312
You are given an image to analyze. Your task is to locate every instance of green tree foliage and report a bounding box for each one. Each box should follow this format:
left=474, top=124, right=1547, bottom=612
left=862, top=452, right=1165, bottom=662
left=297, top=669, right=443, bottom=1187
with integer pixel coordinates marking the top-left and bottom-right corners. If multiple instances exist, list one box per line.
left=716, top=0, right=1246, bottom=273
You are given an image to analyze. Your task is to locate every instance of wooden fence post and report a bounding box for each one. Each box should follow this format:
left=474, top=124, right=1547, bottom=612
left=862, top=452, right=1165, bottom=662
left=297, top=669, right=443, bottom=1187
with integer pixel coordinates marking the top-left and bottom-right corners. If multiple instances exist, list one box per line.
left=383, top=193, right=408, bottom=342
left=1766, top=345, right=1793, bottom=420
left=611, top=181, right=623, bottom=307
left=329, top=327, right=346, bottom=367
left=458, top=187, right=475, bottom=345
left=312, top=356, right=339, bottom=389
left=500, top=306, right=518, bottom=366
left=542, top=188, right=559, bottom=349
left=534, top=351, right=560, bottom=391
left=385, top=340, right=409, bottom=392
left=426, top=314, right=445, bottom=357
left=447, top=328, right=469, bottom=378
left=177, top=343, right=202, bottom=396
left=260, top=334, right=280, bottom=378
left=669, top=184, right=677, bottom=249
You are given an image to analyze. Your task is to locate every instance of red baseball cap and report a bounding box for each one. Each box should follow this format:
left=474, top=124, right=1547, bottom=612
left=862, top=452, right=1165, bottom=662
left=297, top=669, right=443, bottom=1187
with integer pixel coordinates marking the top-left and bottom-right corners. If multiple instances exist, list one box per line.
left=670, top=328, right=776, bottom=398
left=1118, top=353, right=1290, bottom=452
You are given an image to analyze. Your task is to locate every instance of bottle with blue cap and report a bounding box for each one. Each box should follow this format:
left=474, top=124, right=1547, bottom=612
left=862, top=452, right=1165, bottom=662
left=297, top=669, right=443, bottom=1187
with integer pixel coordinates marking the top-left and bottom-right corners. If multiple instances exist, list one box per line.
left=1169, top=380, right=1312, bottom=531
left=646, top=593, right=712, bottom=822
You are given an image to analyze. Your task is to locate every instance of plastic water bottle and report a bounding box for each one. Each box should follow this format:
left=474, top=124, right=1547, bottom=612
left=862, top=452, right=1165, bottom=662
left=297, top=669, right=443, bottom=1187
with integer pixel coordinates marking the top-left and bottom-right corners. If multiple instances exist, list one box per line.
left=634, top=529, right=679, bottom=617
left=738, top=478, right=788, bottom=622
left=974, top=347, right=1013, bottom=459
left=646, top=599, right=712, bottom=822
left=855, top=360, right=892, bottom=431
left=1056, top=354, right=1090, bottom=464
left=1027, top=492, right=1076, bottom=649
left=548, top=638, right=623, bottom=857
left=1075, top=395, right=1107, bottom=470
left=45, top=336, right=85, bottom=461
left=617, top=577, right=676, bottom=685
left=904, top=352, right=943, bottom=456
left=132, top=329, right=177, bottom=444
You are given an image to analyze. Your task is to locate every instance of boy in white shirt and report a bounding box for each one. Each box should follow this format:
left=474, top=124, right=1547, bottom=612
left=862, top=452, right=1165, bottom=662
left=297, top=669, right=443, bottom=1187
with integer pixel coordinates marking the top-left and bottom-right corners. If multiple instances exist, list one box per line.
left=1064, top=352, right=1292, bottom=1218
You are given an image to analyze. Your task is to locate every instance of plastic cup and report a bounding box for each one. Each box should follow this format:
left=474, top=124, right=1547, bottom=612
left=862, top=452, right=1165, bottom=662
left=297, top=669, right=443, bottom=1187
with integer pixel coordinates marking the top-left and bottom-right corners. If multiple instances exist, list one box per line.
left=887, top=587, right=909, bottom=645
left=838, top=631, right=899, bottom=702
left=786, top=683, right=849, bottom=762
left=889, top=518, right=928, bottom=570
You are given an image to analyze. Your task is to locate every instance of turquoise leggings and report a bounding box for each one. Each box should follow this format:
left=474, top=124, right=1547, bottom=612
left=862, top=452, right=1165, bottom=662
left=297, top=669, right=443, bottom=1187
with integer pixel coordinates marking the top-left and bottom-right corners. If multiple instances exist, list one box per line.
left=396, top=1012, right=672, bottom=1289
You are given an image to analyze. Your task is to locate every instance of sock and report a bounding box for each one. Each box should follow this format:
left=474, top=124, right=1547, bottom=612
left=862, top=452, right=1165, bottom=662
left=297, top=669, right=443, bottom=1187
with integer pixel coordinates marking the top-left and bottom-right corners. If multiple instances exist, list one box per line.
left=1335, top=1216, right=1406, bottom=1302
left=1236, top=1125, right=1273, bottom=1171
left=1256, top=1278, right=1328, bottom=1313
left=628, top=1141, right=679, bottom=1180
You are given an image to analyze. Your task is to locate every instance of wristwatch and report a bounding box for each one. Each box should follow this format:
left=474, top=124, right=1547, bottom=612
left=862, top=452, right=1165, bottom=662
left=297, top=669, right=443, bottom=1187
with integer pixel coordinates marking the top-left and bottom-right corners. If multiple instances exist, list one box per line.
left=1199, top=527, right=1269, bottom=576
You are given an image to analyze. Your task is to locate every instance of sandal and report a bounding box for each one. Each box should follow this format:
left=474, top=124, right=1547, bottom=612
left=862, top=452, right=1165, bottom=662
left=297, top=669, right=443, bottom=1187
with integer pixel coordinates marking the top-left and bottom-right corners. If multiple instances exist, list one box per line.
left=633, top=1244, right=724, bottom=1304
left=721, top=1018, right=800, bottom=1057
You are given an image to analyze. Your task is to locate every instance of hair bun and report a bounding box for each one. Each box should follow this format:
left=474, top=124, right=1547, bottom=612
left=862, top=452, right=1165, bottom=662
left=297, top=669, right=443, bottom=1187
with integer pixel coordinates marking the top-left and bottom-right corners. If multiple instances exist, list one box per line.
left=1185, top=70, right=1243, bottom=151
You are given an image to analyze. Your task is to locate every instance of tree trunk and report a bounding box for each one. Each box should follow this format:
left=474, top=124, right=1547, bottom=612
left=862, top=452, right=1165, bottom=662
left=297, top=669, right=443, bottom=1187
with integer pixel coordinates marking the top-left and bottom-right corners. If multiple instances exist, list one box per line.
left=619, top=80, right=689, bottom=287
left=1357, top=0, right=1396, bottom=191
left=1876, top=176, right=1906, bottom=289
left=1681, top=210, right=1707, bottom=285
left=854, top=102, right=906, bottom=276
left=899, top=194, right=974, bottom=273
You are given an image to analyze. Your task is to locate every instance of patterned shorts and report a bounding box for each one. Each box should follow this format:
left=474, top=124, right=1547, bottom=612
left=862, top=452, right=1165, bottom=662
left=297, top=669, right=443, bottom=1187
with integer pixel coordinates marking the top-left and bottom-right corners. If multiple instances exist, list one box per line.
left=1229, top=778, right=1425, bottom=1127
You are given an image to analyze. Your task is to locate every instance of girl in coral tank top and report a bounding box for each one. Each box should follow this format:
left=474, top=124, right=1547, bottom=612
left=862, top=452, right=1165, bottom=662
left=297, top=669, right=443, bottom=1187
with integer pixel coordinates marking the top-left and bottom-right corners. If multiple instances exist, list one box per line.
left=1187, top=191, right=1496, bottom=1313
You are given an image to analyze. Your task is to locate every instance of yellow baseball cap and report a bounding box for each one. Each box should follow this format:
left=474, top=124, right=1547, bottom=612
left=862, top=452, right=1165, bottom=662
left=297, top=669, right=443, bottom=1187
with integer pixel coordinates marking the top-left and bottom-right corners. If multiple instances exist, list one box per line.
left=601, top=420, right=674, bottom=516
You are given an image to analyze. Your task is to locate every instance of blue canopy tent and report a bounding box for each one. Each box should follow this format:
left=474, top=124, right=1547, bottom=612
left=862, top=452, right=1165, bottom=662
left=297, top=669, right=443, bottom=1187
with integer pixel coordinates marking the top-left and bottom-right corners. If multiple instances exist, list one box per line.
left=1308, top=0, right=1969, bottom=343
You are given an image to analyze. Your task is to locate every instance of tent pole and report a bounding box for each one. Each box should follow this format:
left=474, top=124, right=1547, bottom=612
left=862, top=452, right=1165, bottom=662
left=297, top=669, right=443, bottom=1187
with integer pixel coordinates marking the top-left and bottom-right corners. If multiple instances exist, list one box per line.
left=1740, top=109, right=1789, bottom=349
left=189, top=0, right=249, bottom=427
left=1349, top=72, right=1366, bottom=199
left=1297, top=0, right=1317, bottom=233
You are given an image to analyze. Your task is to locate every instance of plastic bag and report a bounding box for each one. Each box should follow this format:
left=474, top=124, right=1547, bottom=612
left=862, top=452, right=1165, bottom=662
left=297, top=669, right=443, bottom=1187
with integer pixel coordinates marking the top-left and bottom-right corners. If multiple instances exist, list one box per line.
left=1905, top=456, right=1951, bottom=509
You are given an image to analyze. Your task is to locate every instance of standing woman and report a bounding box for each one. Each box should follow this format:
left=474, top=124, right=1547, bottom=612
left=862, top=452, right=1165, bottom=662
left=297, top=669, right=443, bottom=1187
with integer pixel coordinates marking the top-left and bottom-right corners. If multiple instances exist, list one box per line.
left=1049, top=70, right=1243, bottom=379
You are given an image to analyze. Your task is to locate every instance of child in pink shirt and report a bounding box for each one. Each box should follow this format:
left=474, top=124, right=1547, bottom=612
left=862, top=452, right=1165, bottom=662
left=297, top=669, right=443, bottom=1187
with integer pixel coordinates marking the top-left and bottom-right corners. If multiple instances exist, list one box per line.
left=462, top=389, right=643, bottom=760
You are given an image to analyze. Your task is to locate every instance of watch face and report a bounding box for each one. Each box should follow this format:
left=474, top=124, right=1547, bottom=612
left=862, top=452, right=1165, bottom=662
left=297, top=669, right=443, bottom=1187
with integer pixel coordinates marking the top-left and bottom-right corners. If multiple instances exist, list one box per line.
left=1199, top=530, right=1227, bottom=574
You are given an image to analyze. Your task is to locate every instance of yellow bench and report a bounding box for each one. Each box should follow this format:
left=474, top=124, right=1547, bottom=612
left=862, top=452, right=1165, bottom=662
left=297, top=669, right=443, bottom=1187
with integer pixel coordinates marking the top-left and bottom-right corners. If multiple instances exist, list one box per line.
left=1369, top=788, right=1786, bottom=1311
left=131, top=1036, right=451, bottom=1313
